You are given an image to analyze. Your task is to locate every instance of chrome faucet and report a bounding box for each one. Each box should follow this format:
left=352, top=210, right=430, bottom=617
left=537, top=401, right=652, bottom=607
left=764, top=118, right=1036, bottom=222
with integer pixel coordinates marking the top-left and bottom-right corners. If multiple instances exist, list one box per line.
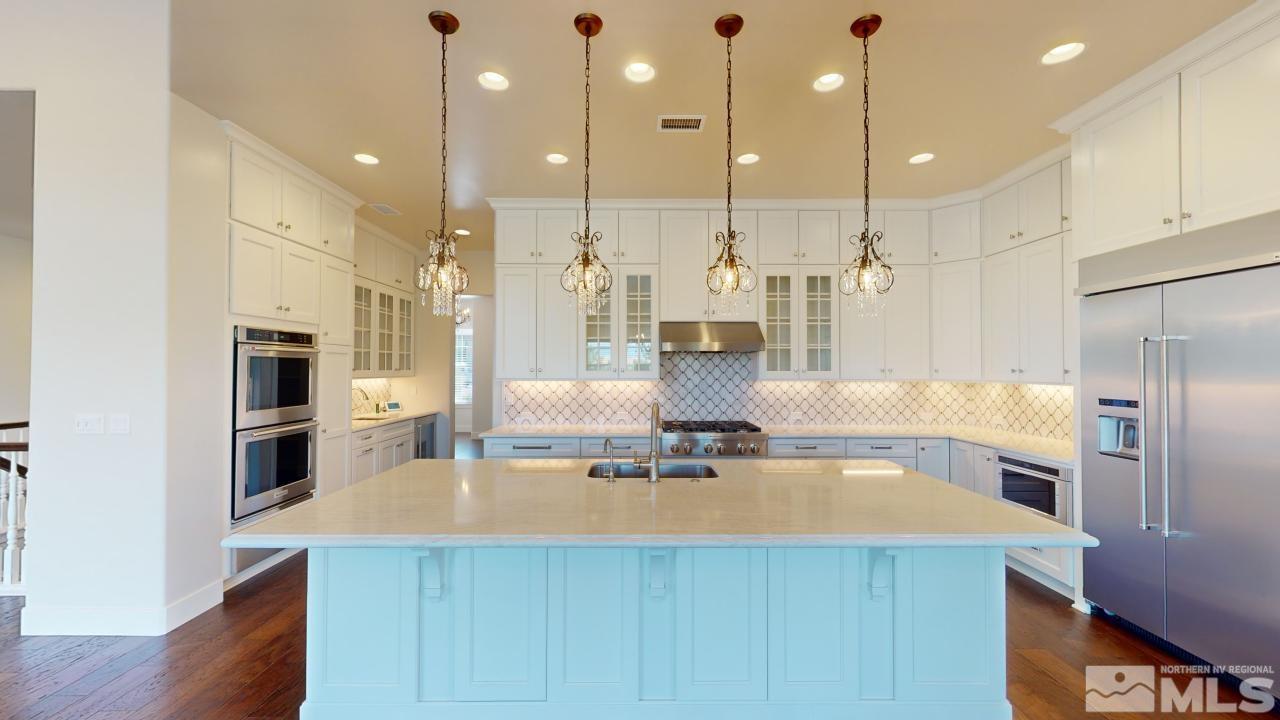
left=636, top=401, right=661, bottom=483
left=603, top=438, right=617, bottom=482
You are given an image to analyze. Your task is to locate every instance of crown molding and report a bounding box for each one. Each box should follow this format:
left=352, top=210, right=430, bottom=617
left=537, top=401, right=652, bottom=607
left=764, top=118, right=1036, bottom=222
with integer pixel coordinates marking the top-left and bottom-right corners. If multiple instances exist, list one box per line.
left=220, top=121, right=365, bottom=209
left=1050, top=1, right=1280, bottom=134
left=356, top=216, right=421, bottom=256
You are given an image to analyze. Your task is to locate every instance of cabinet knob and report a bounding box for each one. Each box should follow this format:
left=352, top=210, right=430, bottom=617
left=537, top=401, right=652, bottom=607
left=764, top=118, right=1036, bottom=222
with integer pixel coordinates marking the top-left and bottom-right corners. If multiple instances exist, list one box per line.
left=537, top=251, right=543, bottom=256
left=793, top=251, right=798, bottom=257
left=933, top=251, right=939, bottom=256
left=621, top=251, right=626, bottom=256
left=934, top=368, right=940, bottom=373
left=1181, top=211, right=1192, bottom=220
left=529, top=251, right=535, bottom=256
left=284, top=306, right=291, bottom=311
left=285, top=224, right=292, bottom=231
left=324, top=239, right=330, bottom=245
left=1017, top=231, right=1023, bottom=237
left=801, top=252, right=807, bottom=257
left=276, top=221, right=283, bottom=228
left=395, top=279, right=402, bottom=284
left=1008, top=233, right=1015, bottom=240
left=276, top=305, right=283, bottom=310
left=1162, top=217, right=1174, bottom=225
left=1061, top=215, right=1069, bottom=222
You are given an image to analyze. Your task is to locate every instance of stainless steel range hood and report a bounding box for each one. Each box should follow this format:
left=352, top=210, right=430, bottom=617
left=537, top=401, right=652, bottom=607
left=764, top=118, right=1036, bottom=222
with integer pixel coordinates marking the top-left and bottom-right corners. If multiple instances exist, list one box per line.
left=659, top=321, right=764, bottom=353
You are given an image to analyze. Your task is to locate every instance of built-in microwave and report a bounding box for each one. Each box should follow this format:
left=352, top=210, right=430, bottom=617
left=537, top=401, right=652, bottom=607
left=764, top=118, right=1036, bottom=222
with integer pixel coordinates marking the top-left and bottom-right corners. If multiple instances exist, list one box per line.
left=997, top=455, right=1073, bottom=526
left=233, top=419, right=317, bottom=521
left=233, top=326, right=319, bottom=430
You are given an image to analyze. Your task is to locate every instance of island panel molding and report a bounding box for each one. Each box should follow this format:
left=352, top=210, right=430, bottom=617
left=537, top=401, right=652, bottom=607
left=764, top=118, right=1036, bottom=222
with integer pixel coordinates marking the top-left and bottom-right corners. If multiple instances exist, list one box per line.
left=501, top=353, right=1073, bottom=441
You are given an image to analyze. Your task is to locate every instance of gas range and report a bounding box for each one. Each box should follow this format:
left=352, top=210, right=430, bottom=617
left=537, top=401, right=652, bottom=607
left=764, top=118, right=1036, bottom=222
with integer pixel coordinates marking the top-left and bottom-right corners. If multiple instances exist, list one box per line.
left=660, top=420, right=768, bottom=457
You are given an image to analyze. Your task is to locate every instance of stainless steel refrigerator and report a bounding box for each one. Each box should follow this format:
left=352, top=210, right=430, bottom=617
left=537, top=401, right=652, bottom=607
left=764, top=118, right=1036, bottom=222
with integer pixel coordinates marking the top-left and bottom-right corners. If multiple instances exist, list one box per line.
left=1082, top=264, right=1279, bottom=684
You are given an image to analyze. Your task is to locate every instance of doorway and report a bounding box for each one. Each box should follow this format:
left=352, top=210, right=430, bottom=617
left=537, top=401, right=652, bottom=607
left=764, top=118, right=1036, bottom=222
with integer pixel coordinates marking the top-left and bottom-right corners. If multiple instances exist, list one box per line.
left=453, top=295, right=492, bottom=459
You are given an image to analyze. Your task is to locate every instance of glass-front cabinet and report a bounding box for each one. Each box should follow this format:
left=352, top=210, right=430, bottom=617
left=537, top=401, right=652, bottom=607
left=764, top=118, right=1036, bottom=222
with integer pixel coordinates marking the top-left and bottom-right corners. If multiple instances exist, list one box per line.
left=353, top=279, right=415, bottom=379
left=577, top=265, right=659, bottom=379
left=758, top=266, right=839, bottom=379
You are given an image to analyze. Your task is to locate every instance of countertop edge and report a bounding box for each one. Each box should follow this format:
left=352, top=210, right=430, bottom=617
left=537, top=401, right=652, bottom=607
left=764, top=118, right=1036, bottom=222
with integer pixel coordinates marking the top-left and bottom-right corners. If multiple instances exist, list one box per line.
left=350, top=410, right=441, bottom=432
left=223, top=531, right=1097, bottom=550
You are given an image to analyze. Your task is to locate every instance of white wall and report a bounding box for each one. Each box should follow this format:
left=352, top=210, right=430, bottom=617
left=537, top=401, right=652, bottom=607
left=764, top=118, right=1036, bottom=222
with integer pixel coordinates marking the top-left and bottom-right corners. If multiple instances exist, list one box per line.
left=2, top=0, right=186, bottom=635
left=164, top=94, right=228, bottom=624
left=0, top=234, right=31, bottom=423
left=467, top=296, right=494, bottom=434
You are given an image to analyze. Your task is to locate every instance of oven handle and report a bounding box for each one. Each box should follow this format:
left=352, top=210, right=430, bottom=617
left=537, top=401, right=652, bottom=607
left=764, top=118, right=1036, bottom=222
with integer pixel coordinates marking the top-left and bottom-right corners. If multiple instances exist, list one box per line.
left=994, top=462, right=1068, bottom=483
left=240, top=345, right=320, bottom=354
left=250, top=420, right=319, bottom=438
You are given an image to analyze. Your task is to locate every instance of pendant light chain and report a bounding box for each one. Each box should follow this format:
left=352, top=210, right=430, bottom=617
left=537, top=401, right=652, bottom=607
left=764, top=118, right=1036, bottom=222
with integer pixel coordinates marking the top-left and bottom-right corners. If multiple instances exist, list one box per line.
left=706, top=14, right=755, bottom=305
left=583, top=31, right=591, bottom=237
left=439, top=29, right=449, bottom=238
left=725, top=33, right=733, bottom=236
left=861, top=33, right=871, bottom=241
left=561, top=13, right=611, bottom=314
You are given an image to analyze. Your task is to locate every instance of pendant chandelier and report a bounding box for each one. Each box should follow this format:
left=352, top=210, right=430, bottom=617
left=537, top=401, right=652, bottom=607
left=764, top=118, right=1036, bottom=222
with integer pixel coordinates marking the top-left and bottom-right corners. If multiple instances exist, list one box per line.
left=453, top=296, right=471, bottom=326
left=417, top=10, right=471, bottom=316
left=838, top=13, right=893, bottom=314
left=560, top=13, right=612, bottom=314
left=706, top=14, right=756, bottom=308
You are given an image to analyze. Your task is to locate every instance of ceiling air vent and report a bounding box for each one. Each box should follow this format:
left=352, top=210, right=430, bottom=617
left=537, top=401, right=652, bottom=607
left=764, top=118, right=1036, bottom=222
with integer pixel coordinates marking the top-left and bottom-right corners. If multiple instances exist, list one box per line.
left=367, top=202, right=402, bottom=216
left=656, top=114, right=705, bottom=133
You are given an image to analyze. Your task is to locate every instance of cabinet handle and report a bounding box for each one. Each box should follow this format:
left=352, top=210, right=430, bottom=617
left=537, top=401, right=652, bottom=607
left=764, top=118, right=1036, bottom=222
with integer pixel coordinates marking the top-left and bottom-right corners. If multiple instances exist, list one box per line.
left=537, top=251, right=543, bottom=256
left=1180, top=211, right=1192, bottom=220
left=870, top=445, right=894, bottom=450
left=276, top=221, right=283, bottom=228
left=323, top=239, right=330, bottom=245
left=395, top=279, right=402, bottom=284
left=1162, top=217, right=1174, bottom=225
left=1008, top=233, right=1015, bottom=240
left=513, top=444, right=553, bottom=450
left=529, top=251, right=535, bottom=256
left=933, top=251, right=939, bottom=256
left=793, top=251, right=798, bottom=257
left=621, top=251, right=626, bottom=257
left=801, top=252, right=807, bottom=257
left=321, top=428, right=327, bottom=434
left=358, top=447, right=374, bottom=456
left=795, top=445, right=819, bottom=450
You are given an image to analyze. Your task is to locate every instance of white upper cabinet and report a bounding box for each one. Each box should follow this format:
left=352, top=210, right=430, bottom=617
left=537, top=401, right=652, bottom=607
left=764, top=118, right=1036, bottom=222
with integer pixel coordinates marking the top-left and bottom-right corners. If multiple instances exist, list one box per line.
left=579, top=208, right=618, bottom=263
left=320, top=193, right=355, bottom=261
left=1062, top=232, right=1080, bottom=381
left=760, top=266, right=838, bottom=379
left=281, top=171, right=323, bottom=250
left=354, top=225, right=376, bottom=280
left=660, top=210, right=709, bottom=321
left=797, top=211, right=840, bottom=264
left=536, top=267, right=578, bottom=379
left=982, top=184, right=1022, bottom=256
left=229, top=143, right=283, bottom=234
left=1075, top=76, right=1181, bottom=258
left=229, top=222, right=282, bottom=319
left=352, top=281, right=373, bottom=376
left=496, top=266, right=538, bottom=379
left=537, top=210, right=579, bottom=265
left=496, top=210, right=538, bottom=264
left=279, top=241, right=322, bottom=325
left=1060, top=160, right=1073, bottom=231
left=982, top=236, right=1064, bottom=383
left=882, top=211, right=930, bottom=265
left=930, top=202, right=981, bottom=263
left=1180, top=17, right=1280, bottom=233
left=578, top=266, right=660, bottom=380
left=882, top=266, right=931, bottom=379
left=838, top=210, right=885, bottom=265
left=319, top=254, right=354, bottom=346
left=930, top=259, right=981, bottom=381
left=981, top=249, right=1021, bottom=382
left=1020, top=163, right=1063, bottom=243
left=756, top=210, right=799, bottom=265
left=839, top=294, right=884, bottom=381
left=707, top=210, right=757, bottom=321
left=617, top=210, right=660, bottom=264
left=375, top=239, right=413, bottom=290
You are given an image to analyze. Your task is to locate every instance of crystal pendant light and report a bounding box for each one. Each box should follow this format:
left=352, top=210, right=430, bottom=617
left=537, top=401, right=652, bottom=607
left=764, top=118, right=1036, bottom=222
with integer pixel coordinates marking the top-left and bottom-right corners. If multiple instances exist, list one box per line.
left=706, top=14, right=756, bottom=313
left=454, top=297, right=471, bottom=326
left=838, top=14, right=893, bottom=316
left=417, top=10, right=470, bottom=316
left=560, top=13, right=612, bottom=314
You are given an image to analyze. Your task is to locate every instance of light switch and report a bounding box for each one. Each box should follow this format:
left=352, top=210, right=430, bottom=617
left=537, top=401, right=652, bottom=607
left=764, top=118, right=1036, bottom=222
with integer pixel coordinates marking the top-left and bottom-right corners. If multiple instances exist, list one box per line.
left=108, top=414, right=131, bottom=435
left=75, top=414, right=105, bottom=435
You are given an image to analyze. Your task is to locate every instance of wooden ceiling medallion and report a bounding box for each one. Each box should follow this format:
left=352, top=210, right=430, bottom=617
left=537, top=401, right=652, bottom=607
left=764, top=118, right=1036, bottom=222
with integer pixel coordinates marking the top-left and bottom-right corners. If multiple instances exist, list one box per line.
left=428, top=10, right=460, bottom=35
left=715, top=13, right=744, bottom=39
left=850, top=13, right=882, bottom=39
left=574, top=12, right=603, bottom=37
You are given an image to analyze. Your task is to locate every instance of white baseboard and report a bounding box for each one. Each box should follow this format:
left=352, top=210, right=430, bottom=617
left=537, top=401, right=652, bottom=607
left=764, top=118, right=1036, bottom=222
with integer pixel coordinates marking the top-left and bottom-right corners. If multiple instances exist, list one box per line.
left=223, top=547, right=301, bottom=592
left=21, top=577, right=225, bottom=636
left=0, top=583, right=26, bottom=597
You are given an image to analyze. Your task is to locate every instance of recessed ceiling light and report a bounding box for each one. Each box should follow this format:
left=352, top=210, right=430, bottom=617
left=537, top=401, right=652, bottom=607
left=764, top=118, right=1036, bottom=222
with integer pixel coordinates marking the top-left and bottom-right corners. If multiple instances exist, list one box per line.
left=736, top=153, right=760, bottom=165
left=477, top=71, right=510, bottom=90
left=1041, top=42, right=1086, bottom=65
left=546, top=153, right=569, bottom=165
left=908, top=152, right=935, bottom=165
left=353, top=153, right=379, bottom=165
left=624, top=62, right=656, bottom=83
left=454, top=228, right=471, bottom=236
left=812, top=73, right=845, bottom=92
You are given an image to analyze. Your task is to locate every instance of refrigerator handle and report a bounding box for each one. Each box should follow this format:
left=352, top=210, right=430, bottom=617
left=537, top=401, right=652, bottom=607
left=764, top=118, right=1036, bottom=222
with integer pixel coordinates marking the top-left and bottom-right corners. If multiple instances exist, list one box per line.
left=1160, top=335, right=1188, bottom=538
left=1138, top=337, right=1157, bottom=531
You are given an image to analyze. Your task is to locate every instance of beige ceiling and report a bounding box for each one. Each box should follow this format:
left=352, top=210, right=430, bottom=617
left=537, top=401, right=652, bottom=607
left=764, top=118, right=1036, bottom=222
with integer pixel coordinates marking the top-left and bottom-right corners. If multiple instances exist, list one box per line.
left=0, top=91, right=34, bottom=241
left=172, top=0, right=1249, bottom=251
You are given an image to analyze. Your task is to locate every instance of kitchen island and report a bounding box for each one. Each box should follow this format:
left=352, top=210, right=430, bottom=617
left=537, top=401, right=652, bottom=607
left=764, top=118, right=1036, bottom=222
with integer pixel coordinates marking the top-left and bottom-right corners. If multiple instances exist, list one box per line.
left=225, top=458, right=1096, bottom=720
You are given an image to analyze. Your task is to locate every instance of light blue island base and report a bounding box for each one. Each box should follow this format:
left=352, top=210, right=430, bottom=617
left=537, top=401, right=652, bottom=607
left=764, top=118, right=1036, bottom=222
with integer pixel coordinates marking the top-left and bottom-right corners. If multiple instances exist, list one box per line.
left=302, top=546, right=1012, bottom=720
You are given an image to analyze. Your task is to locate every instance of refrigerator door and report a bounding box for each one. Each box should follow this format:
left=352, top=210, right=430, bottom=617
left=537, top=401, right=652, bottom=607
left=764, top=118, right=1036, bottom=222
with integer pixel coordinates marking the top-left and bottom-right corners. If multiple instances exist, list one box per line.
left=1081, top=285, right=1167, bottom=637
left=1161, top=266, right=1280, bottom=676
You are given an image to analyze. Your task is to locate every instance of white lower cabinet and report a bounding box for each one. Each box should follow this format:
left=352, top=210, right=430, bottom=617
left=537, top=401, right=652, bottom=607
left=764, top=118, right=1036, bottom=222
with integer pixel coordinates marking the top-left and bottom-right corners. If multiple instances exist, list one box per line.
left=949, top=440, right=975, bottom=492
left=1007, top=544, right=1073, bottom=587
left=930, top=259, right=982, bottom=380
left=768, top=438, right=845, bottom=458
left=350, top=442, right=377, bottom=484
left=483, top=438, right=581, bottom=458
left=915, top=438, right=950, bottom=482
left=377, top=432, right=413, bottom=470
left=973, top=446, right=998, bottom=498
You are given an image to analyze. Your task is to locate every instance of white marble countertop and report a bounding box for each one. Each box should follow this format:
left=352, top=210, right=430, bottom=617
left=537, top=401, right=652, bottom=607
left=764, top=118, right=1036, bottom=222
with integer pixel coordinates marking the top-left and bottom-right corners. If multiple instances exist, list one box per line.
left=480, top=423, right=1074, bottom=463
left=350, top=410, right=439, bottom=433
left=223, top=458, right=1096, bottom=550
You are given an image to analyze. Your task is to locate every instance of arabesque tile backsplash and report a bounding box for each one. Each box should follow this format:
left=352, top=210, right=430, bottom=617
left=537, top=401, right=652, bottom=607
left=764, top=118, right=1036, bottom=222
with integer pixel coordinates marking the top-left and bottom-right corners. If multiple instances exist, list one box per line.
left=502, top=353, right=1073, bottom=440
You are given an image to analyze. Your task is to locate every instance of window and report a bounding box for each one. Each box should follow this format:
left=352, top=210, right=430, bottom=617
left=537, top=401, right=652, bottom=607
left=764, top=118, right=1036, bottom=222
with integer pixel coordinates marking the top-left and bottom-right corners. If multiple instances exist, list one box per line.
left=454, top=327, right=474, bottom=406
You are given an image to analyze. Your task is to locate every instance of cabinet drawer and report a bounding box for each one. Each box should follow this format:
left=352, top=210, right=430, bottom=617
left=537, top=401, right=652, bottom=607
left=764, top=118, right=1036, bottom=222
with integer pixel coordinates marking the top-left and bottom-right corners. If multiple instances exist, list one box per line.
left=768, top=438, right=845, bottom=458
left=1007, top=544, right=1072, bottom=586
left=846, top=438, right=915, bottom=458
left=581, top=437, right=651, bottom=457
left=351, top=429, right=379, bottom=448
left=375, top=421, right=414, bottom=442
left=484, top=438, right=581, bottom=458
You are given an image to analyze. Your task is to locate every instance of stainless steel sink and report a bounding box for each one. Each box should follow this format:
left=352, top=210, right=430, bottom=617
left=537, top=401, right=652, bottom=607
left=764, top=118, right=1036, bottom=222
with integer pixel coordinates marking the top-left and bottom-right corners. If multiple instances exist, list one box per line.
left=587, top=462, right=719, bottom=480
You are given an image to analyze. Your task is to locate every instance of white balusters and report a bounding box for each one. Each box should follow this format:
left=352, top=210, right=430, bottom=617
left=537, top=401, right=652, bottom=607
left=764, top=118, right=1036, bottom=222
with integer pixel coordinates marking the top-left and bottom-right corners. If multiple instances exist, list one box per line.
left=0, top=424, right=28, bottom=591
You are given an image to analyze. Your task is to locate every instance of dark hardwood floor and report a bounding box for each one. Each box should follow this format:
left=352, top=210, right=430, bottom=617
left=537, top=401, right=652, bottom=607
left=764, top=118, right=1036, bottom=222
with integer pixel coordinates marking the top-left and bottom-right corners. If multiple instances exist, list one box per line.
left=0, top=554, right=1266, bottom=719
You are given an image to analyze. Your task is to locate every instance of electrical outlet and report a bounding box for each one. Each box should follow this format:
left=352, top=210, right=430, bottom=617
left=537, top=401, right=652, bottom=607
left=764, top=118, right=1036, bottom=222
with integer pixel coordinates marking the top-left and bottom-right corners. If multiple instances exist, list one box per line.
left=108, top=414, right=131, bottom=435
left=75, top=414, right=105, bottom=435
